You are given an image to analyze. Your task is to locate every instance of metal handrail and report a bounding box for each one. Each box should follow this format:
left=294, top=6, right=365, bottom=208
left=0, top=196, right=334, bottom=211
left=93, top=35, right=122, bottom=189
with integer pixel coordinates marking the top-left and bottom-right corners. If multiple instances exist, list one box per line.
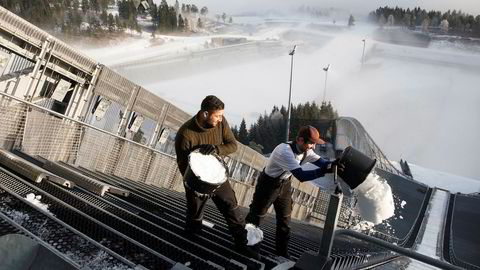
left=335, top=229, right=464, bottom=270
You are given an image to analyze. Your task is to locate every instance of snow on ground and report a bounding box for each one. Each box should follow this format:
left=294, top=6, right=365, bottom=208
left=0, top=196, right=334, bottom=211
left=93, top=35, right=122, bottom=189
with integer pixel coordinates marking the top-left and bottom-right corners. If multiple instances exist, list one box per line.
left=415, top=189, right=448, bottom=258
left=411, top=163, right=480, bottom=193
left=392, top=161, right=480, bottom=193
left=25, top=193, right=50, bottom=212
left=77, top=33, right=211, bottom=66
left=77, top=20, right=294, bottom=67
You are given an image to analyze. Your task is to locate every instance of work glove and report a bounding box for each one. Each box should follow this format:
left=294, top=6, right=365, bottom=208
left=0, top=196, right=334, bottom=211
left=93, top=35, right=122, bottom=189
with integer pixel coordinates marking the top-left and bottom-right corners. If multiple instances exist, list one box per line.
left=332, top=158, right=345, bottom=170
left=198, top=144, right=217, bottom=155
left=327, top=158, right=345, bottom=173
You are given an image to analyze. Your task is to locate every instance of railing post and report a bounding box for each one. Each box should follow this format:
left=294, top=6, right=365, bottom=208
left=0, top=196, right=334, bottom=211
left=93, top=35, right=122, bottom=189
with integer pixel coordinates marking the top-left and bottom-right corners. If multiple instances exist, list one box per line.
left=24, top=39, right=50, bottom=101
left=295, top=166, right=342, bottom=270
left=117, top=86, right=140, bottom=137
left=77, top=64, right=102, bottom=122
left=149, top=103, right=169, bottom=148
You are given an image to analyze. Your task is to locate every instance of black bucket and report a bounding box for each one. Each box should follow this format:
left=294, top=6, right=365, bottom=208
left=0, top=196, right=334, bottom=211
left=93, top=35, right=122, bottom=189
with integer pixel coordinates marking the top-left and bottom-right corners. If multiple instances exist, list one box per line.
left=337, top=146, right=376, bottom=190
left=184, top=151, right=228, bottom=195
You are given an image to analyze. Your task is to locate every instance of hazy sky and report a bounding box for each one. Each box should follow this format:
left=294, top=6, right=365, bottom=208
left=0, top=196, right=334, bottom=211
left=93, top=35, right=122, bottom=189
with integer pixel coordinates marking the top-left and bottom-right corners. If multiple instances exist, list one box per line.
left=158, top=0, right=480, bottom=16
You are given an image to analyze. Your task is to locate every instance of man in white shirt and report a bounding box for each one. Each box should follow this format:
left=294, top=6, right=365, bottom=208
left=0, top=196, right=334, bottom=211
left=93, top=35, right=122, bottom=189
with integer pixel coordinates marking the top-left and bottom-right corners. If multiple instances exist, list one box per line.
left=245, top=125, right=338, bottom=258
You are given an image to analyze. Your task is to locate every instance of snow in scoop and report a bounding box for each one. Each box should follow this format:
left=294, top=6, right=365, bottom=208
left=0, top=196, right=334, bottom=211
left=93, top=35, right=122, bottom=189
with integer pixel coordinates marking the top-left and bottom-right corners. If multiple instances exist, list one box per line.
left=189, top=152, right=226, bottom=184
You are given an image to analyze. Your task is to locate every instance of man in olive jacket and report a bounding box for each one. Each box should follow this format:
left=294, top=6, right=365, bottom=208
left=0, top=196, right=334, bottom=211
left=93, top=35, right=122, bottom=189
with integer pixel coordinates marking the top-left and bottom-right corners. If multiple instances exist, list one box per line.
left=175, top=95, right=259, bottom=259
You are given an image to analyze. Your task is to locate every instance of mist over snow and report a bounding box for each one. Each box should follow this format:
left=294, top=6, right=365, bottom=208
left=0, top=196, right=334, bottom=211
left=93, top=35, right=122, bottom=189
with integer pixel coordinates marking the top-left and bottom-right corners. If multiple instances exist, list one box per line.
left=79, top=14, right=480, bottom=181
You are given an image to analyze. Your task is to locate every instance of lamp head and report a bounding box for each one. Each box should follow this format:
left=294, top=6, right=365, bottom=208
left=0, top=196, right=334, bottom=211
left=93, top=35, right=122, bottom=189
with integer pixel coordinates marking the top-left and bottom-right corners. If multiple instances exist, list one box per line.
left=289, top=45, right=297, bottom=55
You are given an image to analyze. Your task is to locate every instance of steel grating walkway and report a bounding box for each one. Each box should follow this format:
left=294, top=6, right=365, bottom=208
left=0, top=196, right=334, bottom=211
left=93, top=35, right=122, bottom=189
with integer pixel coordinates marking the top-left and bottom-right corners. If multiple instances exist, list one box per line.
left=0, top=152, right=439, bottom=269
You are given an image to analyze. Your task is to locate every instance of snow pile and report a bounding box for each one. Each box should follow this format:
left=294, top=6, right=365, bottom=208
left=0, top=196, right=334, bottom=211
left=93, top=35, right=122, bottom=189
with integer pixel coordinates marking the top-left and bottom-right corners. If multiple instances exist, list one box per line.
left=189, top=152, right=226, bottom=184
left=65, top=249, right=133, bottom=270
left=3, top=209, right=30, bottom=226
left=25, top=193, right=50, bottom=212
left=245, top=223, right=263, bottom=246
left=351, top=221, right=375, bottom=231
left=353, top=174, right=395, bottom=225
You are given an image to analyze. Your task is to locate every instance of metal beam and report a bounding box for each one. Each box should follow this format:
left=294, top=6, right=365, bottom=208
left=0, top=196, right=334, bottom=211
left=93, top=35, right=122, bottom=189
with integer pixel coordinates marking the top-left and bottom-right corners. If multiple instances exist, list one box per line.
left=334, top=229, right=464, bottom=270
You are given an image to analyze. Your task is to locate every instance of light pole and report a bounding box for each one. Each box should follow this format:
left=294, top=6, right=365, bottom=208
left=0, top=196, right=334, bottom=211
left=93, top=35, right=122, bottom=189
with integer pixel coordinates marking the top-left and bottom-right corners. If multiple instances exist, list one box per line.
left=285, top=45, right=297, bottom=143
left=361, top=39, right=366, bottom=66
left=322, top=64, right=330, bottom=103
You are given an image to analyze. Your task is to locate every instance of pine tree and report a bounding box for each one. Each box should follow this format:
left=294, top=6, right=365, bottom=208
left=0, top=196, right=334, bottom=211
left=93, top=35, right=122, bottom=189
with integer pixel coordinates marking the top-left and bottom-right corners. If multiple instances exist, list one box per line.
left=200, top=6, right=208, bottom=17
left=81, top=0, right=90, bottom=13
left=191, top=5, right=198, bottom=14
left=238, top=119, right=249, bottom=144
left=150, top=4, right=158, bottom=27
left=184, top=18, right=189, bottom=31
left=158, top=0, right=169, bottom=31
left=107, top=13, right=115, bottom=31
left=174, top=0, right=179, bottom=14
left=169, top=6, right=177, bottom=31
left=348, top=14, right=355, bottom=26
left=99, top=0, right=109, bottom=11
left=115, top=14, right=122, bottom=29
left=100, top=10, right=108, bottom=25
left=231, top=125, right=239, bottom=139
left=73, top=0, right=80, bottom=10
left=91, top=0, right=100, bottom=13
left=248, top=141, right=264, bottom=154
left=178, top=14, right=185, bottom=31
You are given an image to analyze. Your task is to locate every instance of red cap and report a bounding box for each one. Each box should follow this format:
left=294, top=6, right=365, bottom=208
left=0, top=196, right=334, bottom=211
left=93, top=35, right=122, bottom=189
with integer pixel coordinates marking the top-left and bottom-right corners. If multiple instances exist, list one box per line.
left=297, top=126, right=325, bottom=144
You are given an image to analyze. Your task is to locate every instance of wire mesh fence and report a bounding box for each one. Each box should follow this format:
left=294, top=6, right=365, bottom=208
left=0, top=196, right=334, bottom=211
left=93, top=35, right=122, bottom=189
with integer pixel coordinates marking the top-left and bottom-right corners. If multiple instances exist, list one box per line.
left=22, top=109, right=82, bottom=162
left=0, top=92, right=328, bottom=221
left=75, top=127, right=122, bottom=174
left=0, top=99, right=27, bottom=150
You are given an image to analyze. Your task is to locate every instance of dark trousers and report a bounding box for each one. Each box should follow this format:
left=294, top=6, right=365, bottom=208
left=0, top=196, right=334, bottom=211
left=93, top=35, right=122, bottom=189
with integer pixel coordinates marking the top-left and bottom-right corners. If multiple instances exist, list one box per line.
left=246, top=171, right=292, bottom=256
left=184, top=180, right=247, bottom=245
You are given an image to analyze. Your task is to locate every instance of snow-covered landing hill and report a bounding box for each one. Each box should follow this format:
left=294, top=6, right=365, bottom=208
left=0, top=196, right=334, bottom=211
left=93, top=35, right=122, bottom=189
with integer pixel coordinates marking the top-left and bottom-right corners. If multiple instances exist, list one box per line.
left=391, top=161, right=480, bottom=194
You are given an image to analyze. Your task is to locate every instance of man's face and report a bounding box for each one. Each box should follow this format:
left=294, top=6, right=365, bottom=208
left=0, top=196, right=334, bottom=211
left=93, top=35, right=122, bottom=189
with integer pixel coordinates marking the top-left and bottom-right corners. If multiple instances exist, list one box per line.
left=297, top=137, right=316, bottom=153
left=205, top=109, right=224, bottom=128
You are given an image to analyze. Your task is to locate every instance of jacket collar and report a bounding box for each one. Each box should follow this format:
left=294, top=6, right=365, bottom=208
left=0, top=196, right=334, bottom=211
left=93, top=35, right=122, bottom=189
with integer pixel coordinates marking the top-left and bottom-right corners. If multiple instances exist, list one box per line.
left=194, top=112, right=213, bottom=132
left=288, top=141, right=302, bottom=155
